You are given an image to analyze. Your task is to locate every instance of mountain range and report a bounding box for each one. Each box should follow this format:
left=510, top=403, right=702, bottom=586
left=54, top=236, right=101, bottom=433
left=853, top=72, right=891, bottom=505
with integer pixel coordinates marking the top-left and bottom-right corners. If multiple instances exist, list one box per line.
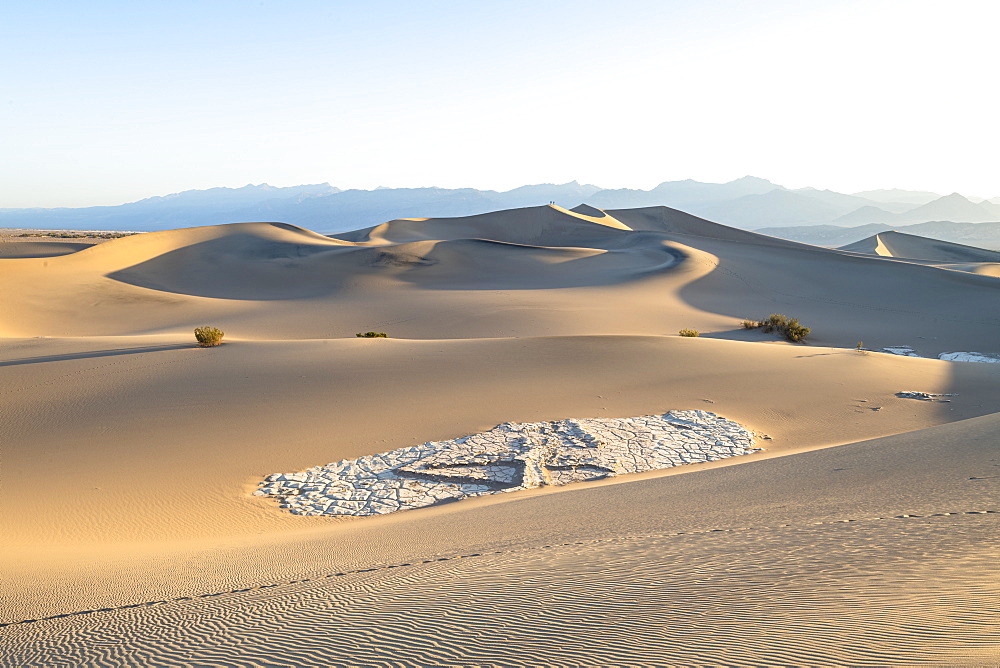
left=2, top=177, right=998, bottom=235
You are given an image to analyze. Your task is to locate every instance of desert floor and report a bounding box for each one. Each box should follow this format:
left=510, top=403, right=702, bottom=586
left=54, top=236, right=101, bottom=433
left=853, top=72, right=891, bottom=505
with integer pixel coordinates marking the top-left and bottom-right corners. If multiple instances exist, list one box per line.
left=2, top=206, right=998, bottom=665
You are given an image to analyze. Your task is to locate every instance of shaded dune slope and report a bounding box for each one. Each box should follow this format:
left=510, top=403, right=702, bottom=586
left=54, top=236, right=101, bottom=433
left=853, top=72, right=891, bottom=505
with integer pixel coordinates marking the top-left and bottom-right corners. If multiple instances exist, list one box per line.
left=936, top=261, right=1000, bottom=278
left=605, top=206, right=1000, bottom=353
left=605, top=204, right=836, bottom=251
left=0, top=241, right=95, bottom=258
left=373, top=237, right=685, bottom=289
left=4, top=209, right=685, bottom=303
left=334, top=203, right=632, bottom=246
left=839, top=229, right=1000, bottom=262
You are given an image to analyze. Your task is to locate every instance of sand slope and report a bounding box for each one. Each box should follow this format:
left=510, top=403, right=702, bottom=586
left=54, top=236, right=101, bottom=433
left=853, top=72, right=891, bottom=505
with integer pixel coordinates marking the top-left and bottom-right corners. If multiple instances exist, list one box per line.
left=4, top=333, right=999, bottom=549
left=2, top=204, right=998, bottom=664
left=2, top=412, right=997, bottom=664
left=837, top=230, right=1000, bottom=278
left=0, top=240, right=95, bottom=258
left=839, top=229, right=1000, bottom=262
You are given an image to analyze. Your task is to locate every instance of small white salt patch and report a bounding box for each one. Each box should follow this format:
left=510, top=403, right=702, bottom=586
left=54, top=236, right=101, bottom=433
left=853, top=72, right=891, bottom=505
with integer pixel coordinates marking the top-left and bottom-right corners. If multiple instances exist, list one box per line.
left=879, top=347, right=920, bottom=357
left=939, top=352, right=1000, bottom=364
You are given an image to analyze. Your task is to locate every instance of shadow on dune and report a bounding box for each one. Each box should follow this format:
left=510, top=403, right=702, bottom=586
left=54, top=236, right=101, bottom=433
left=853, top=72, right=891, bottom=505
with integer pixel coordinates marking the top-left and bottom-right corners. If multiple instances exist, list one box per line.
left=106, top=226, right=690, bottom=298
left=839, top=230, right=1000, bottom=263
left=792, top=352, right=842, bottom=358
left=388, top=237, right=688, bottom=291
left=642, top=215, right=1000, bottom=352
left=106, top=233, right=360, bottom=300
left=97, top=207, right=1000, bottom=307
left=0, top=344, right=191, bottom=367
left=697, top=328, right=774, bottom=343
left=0, top=241, right=95, bottom=259
left=323, top=204, right=689, bottom=290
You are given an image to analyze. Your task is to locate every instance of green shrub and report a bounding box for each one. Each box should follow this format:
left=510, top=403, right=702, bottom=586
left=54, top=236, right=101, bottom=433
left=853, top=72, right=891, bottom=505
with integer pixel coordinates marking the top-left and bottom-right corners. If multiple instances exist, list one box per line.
left=356, top=331, right=388, bottom=338
left=678, top=329, right=700, bottom=337
left=759, top=314, right=788, bottom=334
left=783, top=318, right=810, bottom=342
left=742, top=314, right=810, bottom=343
left=194, top=326, right=225, bottom=347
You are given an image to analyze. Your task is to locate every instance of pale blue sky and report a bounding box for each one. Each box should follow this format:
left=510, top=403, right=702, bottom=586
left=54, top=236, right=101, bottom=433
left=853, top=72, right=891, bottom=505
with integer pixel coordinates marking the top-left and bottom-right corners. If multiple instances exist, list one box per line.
left=2, top=0, right=997, bottom=207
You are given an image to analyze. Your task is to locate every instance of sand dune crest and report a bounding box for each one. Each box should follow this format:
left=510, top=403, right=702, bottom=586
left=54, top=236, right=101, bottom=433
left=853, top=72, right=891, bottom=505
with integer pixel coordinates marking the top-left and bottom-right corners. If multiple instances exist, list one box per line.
left=839, top=229, right=1000, bottom=262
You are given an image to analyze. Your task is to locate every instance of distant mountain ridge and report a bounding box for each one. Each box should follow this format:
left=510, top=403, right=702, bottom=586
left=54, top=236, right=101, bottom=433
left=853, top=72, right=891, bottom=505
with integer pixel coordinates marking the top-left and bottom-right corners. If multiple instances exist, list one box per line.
left=893, top=193, right=1000, bottom=223
left=1, top=178, right=998, bottom=234
left=849, top=189, right=942, bottom=206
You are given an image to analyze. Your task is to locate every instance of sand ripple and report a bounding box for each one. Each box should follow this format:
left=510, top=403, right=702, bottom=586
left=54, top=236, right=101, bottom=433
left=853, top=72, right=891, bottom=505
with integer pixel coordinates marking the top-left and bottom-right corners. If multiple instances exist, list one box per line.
left=2, top=512, right=996, bottom=666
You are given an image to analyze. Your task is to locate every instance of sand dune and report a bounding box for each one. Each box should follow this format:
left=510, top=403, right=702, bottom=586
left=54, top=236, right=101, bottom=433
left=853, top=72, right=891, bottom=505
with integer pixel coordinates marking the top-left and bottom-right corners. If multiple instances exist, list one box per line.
left=837, top=230, right=1000, bottom=279
left=840, top=229, right=1000, bottom=262
left=944, top=262, right=1000, bottom=278
left=2, top=204, right=998, bottom=664
left=2, top=206, right=998, bottom=353
left=0, top=240, right=95, bottom=258
left=336, top=203, right=632, bottom=246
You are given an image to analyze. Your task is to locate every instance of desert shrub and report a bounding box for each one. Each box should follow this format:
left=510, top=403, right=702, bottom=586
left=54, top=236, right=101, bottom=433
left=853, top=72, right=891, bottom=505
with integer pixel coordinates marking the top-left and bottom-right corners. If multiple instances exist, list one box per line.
left=356, top=331, right=388, bottom=338
left=678, top=329, right=700, bottom=337
left=759, top=314, right=788, bottom=333
left=743, top=314, right=810, bottom=343
left=782, top=318, right=810, bottom=342
left=194, top=326, right=225, bottom=347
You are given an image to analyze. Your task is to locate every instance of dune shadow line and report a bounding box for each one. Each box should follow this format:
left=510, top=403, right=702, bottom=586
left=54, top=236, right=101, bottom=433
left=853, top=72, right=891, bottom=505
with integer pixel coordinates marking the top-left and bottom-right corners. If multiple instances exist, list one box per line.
left=0, top=344, right=191, bottom=367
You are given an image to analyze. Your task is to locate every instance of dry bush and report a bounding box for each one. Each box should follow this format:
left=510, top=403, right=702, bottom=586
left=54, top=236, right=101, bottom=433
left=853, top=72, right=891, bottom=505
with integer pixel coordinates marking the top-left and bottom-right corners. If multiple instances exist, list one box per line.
left=194, top=326, right=225, bottom=347
left=782, top=318, right=810, bottom=342
left=356, top=331, right=388, bottom=338
left=742, top=314, right=810, bottom=343
left=759, top=314, right=788, bottom=334
left=679, top=328, right=700, bottom=337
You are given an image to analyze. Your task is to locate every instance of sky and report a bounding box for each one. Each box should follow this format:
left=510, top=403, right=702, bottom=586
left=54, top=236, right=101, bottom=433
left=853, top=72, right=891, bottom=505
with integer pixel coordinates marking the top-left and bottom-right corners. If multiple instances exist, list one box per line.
left=2, top=0, right=998, bottom=207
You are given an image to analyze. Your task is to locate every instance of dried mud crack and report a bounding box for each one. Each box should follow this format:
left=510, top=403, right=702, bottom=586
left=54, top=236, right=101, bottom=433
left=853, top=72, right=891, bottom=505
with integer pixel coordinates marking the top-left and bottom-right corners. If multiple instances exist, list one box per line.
left=255, top=410, right=760, bottom=516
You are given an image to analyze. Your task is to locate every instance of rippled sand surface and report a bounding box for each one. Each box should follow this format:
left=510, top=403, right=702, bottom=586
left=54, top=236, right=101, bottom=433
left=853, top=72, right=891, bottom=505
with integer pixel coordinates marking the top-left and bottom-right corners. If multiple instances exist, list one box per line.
left=4, top=513, right=997, bottom=666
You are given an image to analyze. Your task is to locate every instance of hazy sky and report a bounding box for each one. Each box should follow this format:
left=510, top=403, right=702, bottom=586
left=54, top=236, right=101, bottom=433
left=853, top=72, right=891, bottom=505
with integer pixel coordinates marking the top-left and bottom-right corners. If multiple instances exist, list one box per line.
left=2, top=0, right=997, bottom=207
